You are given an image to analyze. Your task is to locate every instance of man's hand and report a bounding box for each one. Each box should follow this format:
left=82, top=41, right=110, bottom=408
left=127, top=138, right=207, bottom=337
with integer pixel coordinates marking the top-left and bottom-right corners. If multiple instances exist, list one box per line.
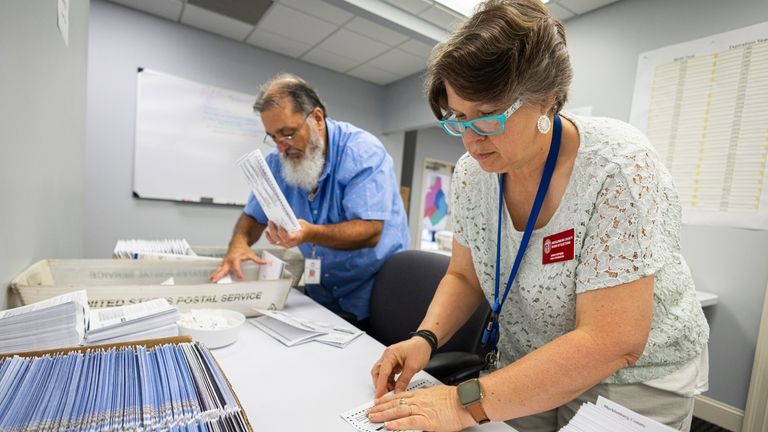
left=209, top=239, right=265, bottom=282
left=264, top=220, right=314, bottom=249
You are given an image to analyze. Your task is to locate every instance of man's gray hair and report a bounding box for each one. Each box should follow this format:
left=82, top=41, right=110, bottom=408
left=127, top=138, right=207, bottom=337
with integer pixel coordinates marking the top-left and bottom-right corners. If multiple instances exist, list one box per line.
left=253, top=73, right=327, bottom=116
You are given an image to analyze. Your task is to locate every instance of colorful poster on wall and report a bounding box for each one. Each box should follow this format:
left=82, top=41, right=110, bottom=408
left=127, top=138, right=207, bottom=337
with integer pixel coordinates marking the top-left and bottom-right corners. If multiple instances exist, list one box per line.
left=419, top=159, right=455, bottom=250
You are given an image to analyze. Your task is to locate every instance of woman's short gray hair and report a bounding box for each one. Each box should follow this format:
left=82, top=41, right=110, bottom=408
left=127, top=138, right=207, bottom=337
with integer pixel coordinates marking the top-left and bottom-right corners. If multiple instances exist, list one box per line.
left=425, top=0, right=572, bottom=119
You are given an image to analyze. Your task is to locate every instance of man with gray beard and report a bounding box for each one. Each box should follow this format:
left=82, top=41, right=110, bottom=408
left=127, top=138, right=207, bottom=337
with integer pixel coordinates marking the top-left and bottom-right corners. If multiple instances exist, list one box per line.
left=211, top=74, right=409, bottom=332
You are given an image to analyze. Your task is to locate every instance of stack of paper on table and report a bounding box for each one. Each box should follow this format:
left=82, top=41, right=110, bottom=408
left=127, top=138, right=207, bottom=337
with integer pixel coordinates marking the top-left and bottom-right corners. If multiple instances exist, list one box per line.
left=559, top=396, right=676, bottom=431
left=0, top=290, right=89, bottom=354
left=86, top=298, right=180, bottom=344
left=249, top=309, right=363, bottom=348
left=0, top=290, right=182, bottom=353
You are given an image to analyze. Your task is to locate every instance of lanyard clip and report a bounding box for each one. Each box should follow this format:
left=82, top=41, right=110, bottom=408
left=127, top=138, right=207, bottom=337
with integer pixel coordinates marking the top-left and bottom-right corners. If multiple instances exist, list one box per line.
left=484, top=349, right=499, bottom=370
left=481, top=312, right=498, bottom=346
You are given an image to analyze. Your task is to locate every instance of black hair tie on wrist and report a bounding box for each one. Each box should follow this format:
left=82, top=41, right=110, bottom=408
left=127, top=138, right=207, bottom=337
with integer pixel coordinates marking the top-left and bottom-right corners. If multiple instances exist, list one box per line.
left=409, top=329, right=438, bottom=353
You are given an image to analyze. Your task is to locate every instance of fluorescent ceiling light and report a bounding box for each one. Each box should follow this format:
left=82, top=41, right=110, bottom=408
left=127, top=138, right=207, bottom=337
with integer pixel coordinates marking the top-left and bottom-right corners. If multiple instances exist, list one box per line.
left=433, top=0, right=482, bottom=17
left=325, top=0, right=449, bottom=42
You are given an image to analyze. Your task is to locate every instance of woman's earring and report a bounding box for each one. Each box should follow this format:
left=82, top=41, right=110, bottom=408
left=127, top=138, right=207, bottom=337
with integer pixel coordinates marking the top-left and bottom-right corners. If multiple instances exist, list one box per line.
left=537, top=115, right=551, bottom=134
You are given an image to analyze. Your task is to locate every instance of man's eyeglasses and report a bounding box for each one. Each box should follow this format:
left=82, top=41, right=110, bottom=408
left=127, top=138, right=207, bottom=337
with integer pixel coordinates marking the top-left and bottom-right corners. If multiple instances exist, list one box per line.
left=263, top=111, right=313, bottom=147
left=439, top=99, right=524, bottom=137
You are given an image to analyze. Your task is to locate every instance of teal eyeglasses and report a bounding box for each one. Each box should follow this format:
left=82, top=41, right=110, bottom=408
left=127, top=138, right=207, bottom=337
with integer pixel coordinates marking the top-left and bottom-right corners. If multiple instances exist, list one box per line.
left=439, top=99, right=524, bottom=137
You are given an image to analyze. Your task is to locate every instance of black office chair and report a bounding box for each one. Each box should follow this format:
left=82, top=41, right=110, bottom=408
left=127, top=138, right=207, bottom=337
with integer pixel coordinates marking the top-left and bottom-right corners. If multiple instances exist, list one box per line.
left=368, top=250, right=491, bottom=385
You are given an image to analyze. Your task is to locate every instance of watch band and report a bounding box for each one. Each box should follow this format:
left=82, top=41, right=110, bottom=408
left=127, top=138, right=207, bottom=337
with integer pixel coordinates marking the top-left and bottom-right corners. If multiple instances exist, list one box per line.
left=466, top=401, right=490, bottom=424
left=457, top=379, right=490, bottom=425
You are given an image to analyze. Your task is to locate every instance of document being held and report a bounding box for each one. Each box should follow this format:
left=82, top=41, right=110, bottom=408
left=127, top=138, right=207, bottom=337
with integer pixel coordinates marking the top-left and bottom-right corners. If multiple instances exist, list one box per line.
left=237, top=149, right=300, bottom=232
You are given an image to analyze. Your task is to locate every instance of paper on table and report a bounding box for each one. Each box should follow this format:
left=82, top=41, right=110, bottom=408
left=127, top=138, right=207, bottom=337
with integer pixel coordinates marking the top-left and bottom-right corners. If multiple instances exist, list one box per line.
left=86, top=298, right=180, bottom=343
left=237, top=149, right=300, bottom=232
left=0, top=290, right=89, bottom=353
left=0, top=290, right=88, bottom=321
left=340, top=376, right=442, bottom=432
left=248, top=315, right=325, bottom=346
left=251, top=309, right=363, bottom=348
left=89, top=298, right=175, bottom=330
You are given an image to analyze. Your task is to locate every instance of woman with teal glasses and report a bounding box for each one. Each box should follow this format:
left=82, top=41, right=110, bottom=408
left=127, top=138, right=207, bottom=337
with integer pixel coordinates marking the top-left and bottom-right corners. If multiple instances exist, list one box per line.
left=368, top=1, right=709, bottom=431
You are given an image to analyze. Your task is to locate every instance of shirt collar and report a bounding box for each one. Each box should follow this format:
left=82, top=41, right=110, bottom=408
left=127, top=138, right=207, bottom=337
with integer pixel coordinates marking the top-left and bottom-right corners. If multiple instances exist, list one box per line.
left=317, top=117, right=336, bottom=183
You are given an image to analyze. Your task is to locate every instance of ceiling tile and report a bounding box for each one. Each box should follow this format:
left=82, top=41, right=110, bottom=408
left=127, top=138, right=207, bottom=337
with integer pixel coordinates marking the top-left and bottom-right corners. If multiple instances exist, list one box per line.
left=315, top=28, right=390, bottom=63
left=301, top=48, right=361, bottom=73
left=546, top=2, right=576, bottom=20
left=180, top=4, right=254, bottom=40
left=188, top=0, right=273, bottom=26
left=278, top=0, right=354, bottom=25
left=246, top=28, right=313, bottom=58
left=382, top=0, right=433, bottom=15
left=557, top=0, right=619, bottom=15
left=398, top=38, right=435, bottom=58
left=347, top=64, right=402, bottom=85
left=108, top=0, right=183, bottom=21
left=345, top=17, right=409, bottom=47
left=366, top=48, right=426, bottom=76
left=257, top=4, right=339, bottom=45
left=418, top=4, right=465, bottom=31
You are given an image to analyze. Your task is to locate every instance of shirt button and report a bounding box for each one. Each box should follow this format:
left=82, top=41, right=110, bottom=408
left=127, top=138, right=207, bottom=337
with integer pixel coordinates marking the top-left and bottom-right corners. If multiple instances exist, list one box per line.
left=324, top=274, right=329, bottom=277
left=313, top=210, right=318, bottom=214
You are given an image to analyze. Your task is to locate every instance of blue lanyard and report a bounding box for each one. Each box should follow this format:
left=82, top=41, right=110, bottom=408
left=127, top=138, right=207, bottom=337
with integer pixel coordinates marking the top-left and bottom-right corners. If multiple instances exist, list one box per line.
left=482, top=115, right=563, bottom=352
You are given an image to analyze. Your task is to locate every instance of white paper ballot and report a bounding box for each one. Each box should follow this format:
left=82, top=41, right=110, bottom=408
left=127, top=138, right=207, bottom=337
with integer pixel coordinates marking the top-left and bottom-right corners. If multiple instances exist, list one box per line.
left=258, top=250, right=285, bottom=281
left=237, top=149, right=300, bottom=232
left=340, top=376, right=441, bottom=432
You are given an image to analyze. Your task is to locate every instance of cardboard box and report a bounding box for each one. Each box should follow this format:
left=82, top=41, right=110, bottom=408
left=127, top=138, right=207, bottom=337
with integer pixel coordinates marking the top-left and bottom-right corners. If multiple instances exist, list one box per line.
left=192, top=246, right=305, bottom=287
left=0, top=336, right=253, bottom=432
left=10, top=259, right=292, bottom=317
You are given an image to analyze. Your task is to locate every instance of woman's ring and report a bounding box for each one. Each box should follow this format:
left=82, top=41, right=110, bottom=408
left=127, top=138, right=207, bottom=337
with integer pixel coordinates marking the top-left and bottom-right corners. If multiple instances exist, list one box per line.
left=398, top=398, right=407, bottom=405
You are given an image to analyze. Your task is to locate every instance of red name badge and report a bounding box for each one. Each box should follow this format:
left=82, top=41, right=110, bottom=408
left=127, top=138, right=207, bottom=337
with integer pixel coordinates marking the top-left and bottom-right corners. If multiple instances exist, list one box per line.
left=542, top=228, right=575, bottom=265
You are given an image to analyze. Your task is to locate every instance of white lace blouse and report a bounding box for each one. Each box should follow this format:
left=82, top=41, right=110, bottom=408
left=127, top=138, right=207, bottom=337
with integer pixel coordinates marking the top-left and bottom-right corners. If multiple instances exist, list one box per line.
left=451, top=112, right=709, bottom=383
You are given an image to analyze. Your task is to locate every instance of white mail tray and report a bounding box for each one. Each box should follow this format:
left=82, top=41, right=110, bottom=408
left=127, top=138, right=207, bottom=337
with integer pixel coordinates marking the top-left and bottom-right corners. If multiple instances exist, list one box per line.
left=9, top=259, right=292, bottom=317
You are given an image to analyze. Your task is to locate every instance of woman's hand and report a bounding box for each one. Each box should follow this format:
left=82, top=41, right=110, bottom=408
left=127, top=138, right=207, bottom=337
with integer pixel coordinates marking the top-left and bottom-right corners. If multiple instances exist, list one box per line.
left=371, top=337, right=433, bottom=398
left=367, top=385, right=477, bottom=431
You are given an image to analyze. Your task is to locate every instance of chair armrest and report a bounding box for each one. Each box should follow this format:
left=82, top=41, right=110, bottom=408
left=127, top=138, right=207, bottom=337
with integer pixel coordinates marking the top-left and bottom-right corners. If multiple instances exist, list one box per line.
left=425, top=352, right=486, bottom=385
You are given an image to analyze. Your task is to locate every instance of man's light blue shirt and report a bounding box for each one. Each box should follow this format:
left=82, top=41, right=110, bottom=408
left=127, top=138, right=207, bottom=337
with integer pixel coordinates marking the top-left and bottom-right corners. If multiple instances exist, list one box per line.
left=244, top=118, right=409, bottom=320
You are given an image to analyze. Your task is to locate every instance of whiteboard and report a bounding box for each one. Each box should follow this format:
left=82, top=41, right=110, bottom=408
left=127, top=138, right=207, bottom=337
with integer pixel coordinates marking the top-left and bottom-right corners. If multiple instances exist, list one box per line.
left=133, top=69, right=270, bottom=206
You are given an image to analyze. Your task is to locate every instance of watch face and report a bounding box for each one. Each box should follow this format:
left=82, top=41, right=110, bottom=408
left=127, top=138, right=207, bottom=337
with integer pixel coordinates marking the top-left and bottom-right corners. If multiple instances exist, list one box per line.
left=457, top=379, right=482, bottom=405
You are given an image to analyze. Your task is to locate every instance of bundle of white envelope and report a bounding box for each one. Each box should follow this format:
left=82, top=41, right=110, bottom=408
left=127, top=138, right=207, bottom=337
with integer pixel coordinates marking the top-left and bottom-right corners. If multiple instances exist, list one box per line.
left=249, top=309, right=363, bottom=348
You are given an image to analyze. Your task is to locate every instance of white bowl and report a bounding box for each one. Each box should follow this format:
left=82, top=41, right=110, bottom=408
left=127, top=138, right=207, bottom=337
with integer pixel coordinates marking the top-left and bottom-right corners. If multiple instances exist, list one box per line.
left=177, top=309, right=245, bottom=349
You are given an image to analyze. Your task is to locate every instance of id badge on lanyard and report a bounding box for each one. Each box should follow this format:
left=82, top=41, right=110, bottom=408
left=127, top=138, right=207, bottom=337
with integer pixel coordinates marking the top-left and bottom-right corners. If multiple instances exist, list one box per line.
left=304, top=246, right=321, bottom=284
